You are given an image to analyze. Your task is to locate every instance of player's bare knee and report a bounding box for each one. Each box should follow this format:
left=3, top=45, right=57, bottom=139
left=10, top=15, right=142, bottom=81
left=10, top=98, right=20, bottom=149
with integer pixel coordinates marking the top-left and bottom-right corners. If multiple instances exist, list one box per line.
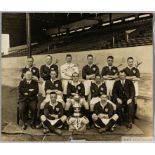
left=112, top=114, right=119, bottom=121
left=92, top=114, right=98, bottom=121
left=82, top=117, right=89, bottom=124
left=61, top=115, right=67, bottom=122
left=41, top=115, right=46, bottom=122
left=40, top=101, right=46, bottom=109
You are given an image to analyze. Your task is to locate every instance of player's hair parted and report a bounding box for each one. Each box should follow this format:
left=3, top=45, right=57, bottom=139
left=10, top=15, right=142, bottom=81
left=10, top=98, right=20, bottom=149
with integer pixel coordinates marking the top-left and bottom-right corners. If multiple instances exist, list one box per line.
left=127, top=57, right=134, bottom=61
left=87, top=54, right=93, bottom=58
left=107, top=56, right=114, bottom=60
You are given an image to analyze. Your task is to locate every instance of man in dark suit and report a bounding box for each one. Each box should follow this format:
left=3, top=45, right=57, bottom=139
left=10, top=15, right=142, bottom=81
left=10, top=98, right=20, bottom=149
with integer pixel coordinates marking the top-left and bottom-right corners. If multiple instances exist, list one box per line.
left=112, top=70, right=135, bottom=129
left=21, top=57, right=40, bottom=81
left=18, top=71, right=39, bottom=130
left=123, top=57, right=140, bottom=120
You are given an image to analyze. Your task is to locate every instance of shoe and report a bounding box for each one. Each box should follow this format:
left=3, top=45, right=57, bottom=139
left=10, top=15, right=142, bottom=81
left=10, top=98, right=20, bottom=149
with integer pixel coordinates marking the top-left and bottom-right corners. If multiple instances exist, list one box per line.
left=135, top=115, right=140, bottom=120
left=54, top=129, right=62, bottom=136
left=21, top=124, right=27, bottom=130
left=110, top=127, right=115, bottom=132
left=43, top=129, right=50, bottom=134
left=127, top=123, right=132, bottom=129
left=99, top=128, right=106, bottom=133
left=36, top=123, right=43, bottom=129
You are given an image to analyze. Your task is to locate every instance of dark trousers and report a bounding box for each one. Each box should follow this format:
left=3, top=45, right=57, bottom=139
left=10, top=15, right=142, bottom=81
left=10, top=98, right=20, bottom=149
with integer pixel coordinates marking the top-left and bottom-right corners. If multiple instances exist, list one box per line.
left=19, top=100, right=37, bottom=124
left=116, top=99, right=134, bottom=124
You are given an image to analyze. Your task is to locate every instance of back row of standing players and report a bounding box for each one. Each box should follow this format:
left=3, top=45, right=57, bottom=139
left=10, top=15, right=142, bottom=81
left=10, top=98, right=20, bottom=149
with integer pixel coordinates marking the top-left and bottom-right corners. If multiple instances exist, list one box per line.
left=20, top=54, right=140, bottom=134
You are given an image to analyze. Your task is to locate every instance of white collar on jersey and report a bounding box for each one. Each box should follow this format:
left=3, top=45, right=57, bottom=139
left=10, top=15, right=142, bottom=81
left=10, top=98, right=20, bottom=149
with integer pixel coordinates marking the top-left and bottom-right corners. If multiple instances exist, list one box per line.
left=49, top=100, right=58, bottom=107
left=70, top=81, right=81, bottom=86
left=50, top=78, right=57, bottom=83
left=26, top=65, right=34, bottom=69
left=87, top=63, right=95, bottom=67
left=127, top=66, right=134, bottom=70
left=46, top=63, right=53, bottom=68
left=107, top=65, right=113, bottom=69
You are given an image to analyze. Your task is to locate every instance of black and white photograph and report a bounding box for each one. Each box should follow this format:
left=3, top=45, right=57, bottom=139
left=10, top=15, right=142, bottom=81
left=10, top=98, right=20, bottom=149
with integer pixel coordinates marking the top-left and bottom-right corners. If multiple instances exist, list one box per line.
left=1, top=12, right=153, bottom=142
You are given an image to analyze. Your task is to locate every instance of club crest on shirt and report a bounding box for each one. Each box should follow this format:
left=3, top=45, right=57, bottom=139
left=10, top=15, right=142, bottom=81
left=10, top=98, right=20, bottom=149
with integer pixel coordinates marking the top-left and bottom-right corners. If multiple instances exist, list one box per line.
left=133, top=69, right=136, bottom=74
left=55, top=84, right=58, bottom=87
left=93, top=67, right=96, bottom=71
left=112, top=69, right=116, bottom=73
left=101, top=87, right=104, bottom=91
left=77, top=86, right=81, bottom=90
left=32, top=69, right=36, bottom=73
left=105, top=108, right=108, bottom=112
left=56, top=108, right=59, bottom=112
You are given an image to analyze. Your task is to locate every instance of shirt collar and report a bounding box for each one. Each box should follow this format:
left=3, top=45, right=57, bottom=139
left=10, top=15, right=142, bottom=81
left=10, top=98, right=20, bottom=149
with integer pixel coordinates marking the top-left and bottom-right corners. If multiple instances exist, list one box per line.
left=26, top=80, right=32, bottom=83
left=71, top=81, right=80, bottom=86
left=46, top=63, right=53, bottom=68
left=88, top=63, right=94, bottom=67
left=50, top=78, right=57, bottom=82
left=49, top=101, right=58, bottom=107
left=100, top=101, right=107, bottom=108
left=26, top=65, right=33, bottom=69
left=107, top=65, right=113, bottom=68
left=128, top=66, right=133, bottom=70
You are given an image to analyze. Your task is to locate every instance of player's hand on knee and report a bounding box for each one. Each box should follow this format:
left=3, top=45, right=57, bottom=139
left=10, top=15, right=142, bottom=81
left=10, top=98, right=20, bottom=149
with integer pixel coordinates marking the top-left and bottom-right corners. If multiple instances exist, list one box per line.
left=117, top=98, right=122, bottom=104
left=92, top=114, right=98, bottom=121
left=127, top=98, right=132, bottom=105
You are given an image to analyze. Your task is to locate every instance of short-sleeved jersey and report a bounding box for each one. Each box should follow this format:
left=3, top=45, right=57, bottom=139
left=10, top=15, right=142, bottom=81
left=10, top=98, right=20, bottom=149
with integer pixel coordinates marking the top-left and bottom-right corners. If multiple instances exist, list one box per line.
left=90, top=82, right=107, bottom=98
left=82, top=64, right=100, bottom=79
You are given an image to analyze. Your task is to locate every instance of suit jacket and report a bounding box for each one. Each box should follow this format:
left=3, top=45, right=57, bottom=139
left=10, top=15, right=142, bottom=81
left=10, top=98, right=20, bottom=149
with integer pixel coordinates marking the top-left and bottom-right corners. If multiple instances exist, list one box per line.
left=112, top=79, right=135, bottom=102
left=18, top=79, right=39, bottom=102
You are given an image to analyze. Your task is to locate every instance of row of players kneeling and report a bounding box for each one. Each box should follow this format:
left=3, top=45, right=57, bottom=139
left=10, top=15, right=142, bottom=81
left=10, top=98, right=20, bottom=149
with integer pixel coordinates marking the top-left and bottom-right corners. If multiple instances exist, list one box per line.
left=37, top=92, right=132, bottom=136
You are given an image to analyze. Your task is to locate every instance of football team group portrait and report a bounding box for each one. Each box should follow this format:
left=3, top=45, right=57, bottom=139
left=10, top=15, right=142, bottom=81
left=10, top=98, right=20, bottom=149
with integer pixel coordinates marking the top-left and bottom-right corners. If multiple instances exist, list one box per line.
left=1, top=13, right=153, bottom=141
